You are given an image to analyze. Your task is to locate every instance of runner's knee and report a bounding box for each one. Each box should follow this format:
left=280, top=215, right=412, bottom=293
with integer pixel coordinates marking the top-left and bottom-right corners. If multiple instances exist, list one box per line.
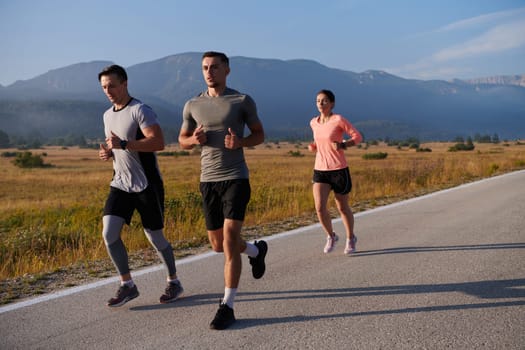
left=102, top=215, right=125, bottom=246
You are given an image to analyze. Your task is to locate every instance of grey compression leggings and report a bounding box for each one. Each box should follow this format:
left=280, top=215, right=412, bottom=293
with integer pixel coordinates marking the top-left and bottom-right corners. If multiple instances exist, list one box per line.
left=102, top=215, right=177, bottom=277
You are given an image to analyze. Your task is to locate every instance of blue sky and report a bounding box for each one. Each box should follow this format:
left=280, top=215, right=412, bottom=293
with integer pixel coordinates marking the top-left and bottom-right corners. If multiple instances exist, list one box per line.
left=1, top=0, right=524, bottom=86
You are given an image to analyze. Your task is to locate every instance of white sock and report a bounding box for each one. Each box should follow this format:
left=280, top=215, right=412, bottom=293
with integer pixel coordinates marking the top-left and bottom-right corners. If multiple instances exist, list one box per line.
left=222, top=287, right=237, bottom=308
left=243, top=242, right=259, bottom=258
left=121, top=280, right=134, bottom=288
left=167, top=278, right=180, bottom=285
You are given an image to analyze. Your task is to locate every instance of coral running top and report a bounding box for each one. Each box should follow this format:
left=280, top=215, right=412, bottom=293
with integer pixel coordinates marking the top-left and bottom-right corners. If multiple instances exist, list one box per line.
left=310, top=114, right=362, bottom=171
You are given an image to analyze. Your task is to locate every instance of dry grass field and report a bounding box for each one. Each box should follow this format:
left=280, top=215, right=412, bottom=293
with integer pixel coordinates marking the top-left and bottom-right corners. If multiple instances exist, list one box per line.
left=1, top=140, right=524, bottom=303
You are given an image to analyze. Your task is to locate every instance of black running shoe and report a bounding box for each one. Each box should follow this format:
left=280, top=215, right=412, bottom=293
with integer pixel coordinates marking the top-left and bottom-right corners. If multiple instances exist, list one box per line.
left=159, top=281, right=184, bottom=304
left=210, top=303, right=236, bottom=330
left=249, top=240, right=268, bottom=279
left=107, top=284, right=139, bottom=307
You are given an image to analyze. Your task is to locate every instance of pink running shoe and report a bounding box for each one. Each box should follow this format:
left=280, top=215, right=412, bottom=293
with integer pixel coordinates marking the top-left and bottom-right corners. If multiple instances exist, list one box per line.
left=344, top=235, right=358, bottom=254
left=323, top=233, right=339, bottom=253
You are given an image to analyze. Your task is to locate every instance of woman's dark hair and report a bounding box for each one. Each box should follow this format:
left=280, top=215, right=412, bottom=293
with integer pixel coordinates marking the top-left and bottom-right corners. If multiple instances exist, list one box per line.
left=98, top=65, right=128, bottom=82
left=317, top=89, right=335, bottom=103
left=202, top=51, right=229, bottom=67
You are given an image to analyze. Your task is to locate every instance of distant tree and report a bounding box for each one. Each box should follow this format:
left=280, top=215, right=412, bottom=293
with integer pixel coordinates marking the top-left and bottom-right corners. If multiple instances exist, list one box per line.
left=406, top=137, right=420, bottom=145
left=27, top=140, right=42, bottom=149
left=47, top=134, right=89, bottom=147
left=10, top=135, right=26, bottom=147
left=492, top=133, right=500, bottom=144
left=387, top=140, right=398, bottom=146
left=476, top=134, right=492, bottom=143
left=0, top=129, right=9, bottom=148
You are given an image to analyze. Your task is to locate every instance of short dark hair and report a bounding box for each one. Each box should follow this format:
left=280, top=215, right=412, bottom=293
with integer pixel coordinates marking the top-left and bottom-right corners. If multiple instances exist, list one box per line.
left=317, top=89, right=335, bottom=103
left=202, top=51, right=229, bottom=67
left=98, top=64, right=128, bottom=82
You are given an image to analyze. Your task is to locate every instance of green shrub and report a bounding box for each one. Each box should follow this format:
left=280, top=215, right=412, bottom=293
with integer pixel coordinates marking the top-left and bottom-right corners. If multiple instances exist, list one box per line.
left=288, top=150, right=304, bottom=157
left=158, top=150, right=190, bottom=157
left=515, top=160, right=525, bottom=167
left=448, top=143, right=475, bottom=152
left=488, top=163, right=500, bottom=175
left=12, top=152, right=51, bottom=168
left=362, top=152, right=388, bottom=160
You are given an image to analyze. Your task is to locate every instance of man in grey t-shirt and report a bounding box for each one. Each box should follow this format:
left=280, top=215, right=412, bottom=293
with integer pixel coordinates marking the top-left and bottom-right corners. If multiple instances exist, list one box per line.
left=98, top=64, right=183, bottom=307
left=179, top=51, right=268, bottom=330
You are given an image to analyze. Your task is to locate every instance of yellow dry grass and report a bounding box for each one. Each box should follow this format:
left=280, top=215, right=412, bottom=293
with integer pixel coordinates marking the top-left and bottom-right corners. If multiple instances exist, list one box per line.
left=1, top=141, right=524, bottom=279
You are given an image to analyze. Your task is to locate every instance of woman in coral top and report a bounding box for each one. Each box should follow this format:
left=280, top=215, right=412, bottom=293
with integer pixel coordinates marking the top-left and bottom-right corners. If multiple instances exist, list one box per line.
left=308, top=89, right=363, bottom=254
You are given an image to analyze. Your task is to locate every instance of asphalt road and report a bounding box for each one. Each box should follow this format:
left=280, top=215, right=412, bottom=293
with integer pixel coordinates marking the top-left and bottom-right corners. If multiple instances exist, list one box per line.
left=1, top=170, right=524, bottom=349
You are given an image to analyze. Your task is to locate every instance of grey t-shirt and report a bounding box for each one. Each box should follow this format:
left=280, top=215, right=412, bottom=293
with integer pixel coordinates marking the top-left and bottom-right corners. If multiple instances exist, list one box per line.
left=103, top=98, right=162, bottom=193
left=181, top=88, right=261, bottom=182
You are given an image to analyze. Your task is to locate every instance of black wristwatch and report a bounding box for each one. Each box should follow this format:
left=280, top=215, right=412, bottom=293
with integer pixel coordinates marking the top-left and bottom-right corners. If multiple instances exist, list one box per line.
left=340, top=141, right=347, bottom=150
left=120, top=140, right=128, bottom=150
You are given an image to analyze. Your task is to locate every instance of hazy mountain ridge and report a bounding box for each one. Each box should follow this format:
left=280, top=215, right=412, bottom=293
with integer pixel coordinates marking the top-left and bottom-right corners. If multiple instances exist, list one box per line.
left=3, top=61, right=114, bottom=101
left=461, top=74, right=525, bottom=87
left=1, top=53, right=524, bottom=141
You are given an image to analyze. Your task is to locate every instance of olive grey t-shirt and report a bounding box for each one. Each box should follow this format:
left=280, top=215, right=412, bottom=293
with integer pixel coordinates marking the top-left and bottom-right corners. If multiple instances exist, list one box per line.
left=103, top=98, right=162, bottom=193
left=181, top=88, right=261, bottom=182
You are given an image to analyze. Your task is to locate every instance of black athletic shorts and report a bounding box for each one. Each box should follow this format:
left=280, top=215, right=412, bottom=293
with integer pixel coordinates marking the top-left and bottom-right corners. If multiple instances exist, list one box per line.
left=312, top=167, right=352, bottom=195
left=200, top=179, right=251, bottom=231
left=103, top=183, right=165, bottom=230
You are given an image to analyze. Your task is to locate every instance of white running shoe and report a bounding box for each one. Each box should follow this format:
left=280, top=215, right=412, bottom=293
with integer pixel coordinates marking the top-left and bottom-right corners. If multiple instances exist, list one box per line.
left=344, top=235, right=358, bottom=254
left=323, top=233, right=339, bottom=253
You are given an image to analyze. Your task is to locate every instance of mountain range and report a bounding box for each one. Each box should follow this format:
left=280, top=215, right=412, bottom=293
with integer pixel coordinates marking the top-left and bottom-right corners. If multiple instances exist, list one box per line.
left=1, top=52, right=524, bottom=141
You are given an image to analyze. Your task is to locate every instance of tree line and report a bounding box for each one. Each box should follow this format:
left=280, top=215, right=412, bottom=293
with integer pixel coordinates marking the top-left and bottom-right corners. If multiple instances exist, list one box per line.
left=0, top=127, right=181, bottom=149
left=0, top=128, right=506, bottom=149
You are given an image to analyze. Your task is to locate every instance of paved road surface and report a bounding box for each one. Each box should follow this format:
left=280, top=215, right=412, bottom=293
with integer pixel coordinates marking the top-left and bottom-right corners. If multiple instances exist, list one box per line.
left=1, top=170, right=524, bottom=349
